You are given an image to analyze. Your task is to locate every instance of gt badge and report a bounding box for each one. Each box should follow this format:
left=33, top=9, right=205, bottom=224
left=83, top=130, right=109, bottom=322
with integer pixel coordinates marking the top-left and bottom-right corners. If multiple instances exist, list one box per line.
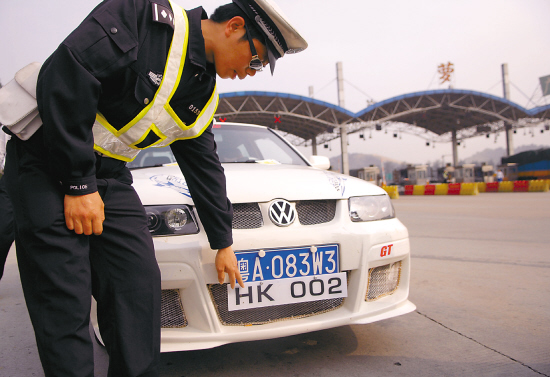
left=152, top=3, right=174, bottom=29
left=269, top=199, right=296, bottom=227
left=380, top=244, right=393, bottom=257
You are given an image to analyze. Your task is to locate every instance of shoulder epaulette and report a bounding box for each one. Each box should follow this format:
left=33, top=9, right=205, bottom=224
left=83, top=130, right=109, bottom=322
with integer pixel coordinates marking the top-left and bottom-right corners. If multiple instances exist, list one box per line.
left=152, top=3, right=174, bottom=29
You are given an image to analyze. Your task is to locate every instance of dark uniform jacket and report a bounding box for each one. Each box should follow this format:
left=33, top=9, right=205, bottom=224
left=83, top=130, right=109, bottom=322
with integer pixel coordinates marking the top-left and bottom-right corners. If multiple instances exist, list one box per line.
left=36, top=0, right=233, bottom=249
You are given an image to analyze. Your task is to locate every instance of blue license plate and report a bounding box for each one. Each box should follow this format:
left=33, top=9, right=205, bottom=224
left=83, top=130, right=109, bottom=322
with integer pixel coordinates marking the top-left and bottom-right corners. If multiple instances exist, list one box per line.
left=236, top=244, right=339, bottom=283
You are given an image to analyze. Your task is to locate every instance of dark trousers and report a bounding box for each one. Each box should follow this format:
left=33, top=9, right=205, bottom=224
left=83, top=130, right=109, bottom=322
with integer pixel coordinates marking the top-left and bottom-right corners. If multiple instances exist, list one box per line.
left=5, top=136, right=161, bottom=377
left=0, top=175, right=14, bottom=280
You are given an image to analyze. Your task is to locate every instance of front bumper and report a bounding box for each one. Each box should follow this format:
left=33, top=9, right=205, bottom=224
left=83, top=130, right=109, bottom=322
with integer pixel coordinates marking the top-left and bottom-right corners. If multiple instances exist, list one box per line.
left=92, top=201, right=416, bottom=352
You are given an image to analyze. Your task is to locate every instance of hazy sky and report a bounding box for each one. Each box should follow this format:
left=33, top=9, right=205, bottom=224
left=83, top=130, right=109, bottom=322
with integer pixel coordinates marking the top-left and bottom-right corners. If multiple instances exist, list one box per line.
left=1, top=0, right=549, bottom=164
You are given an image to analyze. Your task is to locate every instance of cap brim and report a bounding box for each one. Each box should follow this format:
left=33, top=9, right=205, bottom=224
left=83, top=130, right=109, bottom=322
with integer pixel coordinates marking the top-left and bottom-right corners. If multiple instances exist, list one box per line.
left=254, top=0, right=308, bottom=53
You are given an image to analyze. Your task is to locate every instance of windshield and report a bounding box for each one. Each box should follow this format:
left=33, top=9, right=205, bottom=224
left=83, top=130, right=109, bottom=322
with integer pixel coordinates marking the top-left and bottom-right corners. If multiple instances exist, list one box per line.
left=127, top=124, right=308, bottom=169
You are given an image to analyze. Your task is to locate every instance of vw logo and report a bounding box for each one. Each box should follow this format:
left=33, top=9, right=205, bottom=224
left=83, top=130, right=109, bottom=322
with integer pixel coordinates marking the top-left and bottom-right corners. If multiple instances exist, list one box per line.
left=268, top=199, right=296, bottom=227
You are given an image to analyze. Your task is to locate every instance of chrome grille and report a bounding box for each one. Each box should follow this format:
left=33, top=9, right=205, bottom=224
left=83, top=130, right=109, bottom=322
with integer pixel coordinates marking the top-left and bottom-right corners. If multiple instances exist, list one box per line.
left=296, top=200, right=336, bottom=225
left=232, top=203, right=263, bottom=229
left=366, top=262, right=402, bottom=302
left=161, top=289, right=188, bottom=328
left=208, top=280, right=346, bottom=326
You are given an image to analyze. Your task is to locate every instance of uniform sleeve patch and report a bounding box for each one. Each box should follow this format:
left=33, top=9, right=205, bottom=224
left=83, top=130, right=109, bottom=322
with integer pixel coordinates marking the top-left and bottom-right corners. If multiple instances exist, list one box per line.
left=152, top=3, right=174, bottom=29
left=147, top=71, right=163, bottom=86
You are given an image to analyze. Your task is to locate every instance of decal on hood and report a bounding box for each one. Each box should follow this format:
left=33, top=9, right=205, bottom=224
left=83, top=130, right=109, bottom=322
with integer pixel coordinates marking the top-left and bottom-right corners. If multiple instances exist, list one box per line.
left=150, top=175, right=191, bottom=198
left=324, top=172, right=347, bottom=197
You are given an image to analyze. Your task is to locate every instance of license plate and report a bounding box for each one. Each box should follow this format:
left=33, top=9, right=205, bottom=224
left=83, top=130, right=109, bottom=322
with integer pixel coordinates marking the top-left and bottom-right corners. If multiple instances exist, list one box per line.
left=228, top=244, right=345, bottom=311
left=235, top=244, right=340, bottom=282
left=228, top=272, right=347, bottom=311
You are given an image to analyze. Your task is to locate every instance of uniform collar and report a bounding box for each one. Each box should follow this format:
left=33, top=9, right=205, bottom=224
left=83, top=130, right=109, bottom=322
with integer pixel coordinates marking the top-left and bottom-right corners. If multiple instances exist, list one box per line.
left=186, top=7, right=216, bottom=79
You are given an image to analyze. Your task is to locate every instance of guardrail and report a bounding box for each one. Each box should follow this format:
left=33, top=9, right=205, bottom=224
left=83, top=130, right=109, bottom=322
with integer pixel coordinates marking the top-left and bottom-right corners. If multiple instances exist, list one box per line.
left=400, top=183, right=479, bottom=196
left=382, top=185, right=400, bottom=199
left=382, top=179, right=549, bottom=199
left=477, top=180, right=549, bottom=193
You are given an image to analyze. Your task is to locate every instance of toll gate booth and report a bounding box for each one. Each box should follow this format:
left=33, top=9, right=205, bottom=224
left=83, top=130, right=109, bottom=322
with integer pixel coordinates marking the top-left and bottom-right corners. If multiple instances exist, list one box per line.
left=498, top=163, right=518, bottom=181
left=392, top=168, right=408, bottom=186
left=350, top=165, right=381, bottom=185
left=477, top=164, right=495, bottom=183
left=437, top=165, right=455, bottom=183
left=407, top=165, right=429, bottom=185
left=455, top=164, right=475, bottom=183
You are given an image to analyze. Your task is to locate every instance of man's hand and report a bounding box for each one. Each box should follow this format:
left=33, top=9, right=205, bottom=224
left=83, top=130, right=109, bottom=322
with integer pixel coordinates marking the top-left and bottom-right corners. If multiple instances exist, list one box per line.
left=215, top=246, right=244, bottom=289
left=64, top=192, right=105, bottom=235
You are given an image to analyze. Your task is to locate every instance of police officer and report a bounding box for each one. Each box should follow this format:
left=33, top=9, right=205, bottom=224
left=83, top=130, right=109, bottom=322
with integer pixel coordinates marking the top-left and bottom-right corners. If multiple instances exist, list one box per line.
left=4, top=0, right=307, bottom=376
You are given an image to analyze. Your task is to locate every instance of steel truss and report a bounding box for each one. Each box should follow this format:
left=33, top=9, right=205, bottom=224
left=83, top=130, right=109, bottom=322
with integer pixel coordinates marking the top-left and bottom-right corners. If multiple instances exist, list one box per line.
left=216, top=91, right=549, bottom=148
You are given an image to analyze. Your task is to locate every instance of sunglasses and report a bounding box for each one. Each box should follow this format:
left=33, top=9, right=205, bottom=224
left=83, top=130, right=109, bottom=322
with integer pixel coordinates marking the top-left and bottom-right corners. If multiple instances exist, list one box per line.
left=244, top=25, right=265, bottom=71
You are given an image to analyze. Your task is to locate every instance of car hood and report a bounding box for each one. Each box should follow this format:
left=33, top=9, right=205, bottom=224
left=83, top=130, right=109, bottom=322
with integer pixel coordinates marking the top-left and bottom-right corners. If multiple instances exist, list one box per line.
left=131, top=163, right=387, bottom=205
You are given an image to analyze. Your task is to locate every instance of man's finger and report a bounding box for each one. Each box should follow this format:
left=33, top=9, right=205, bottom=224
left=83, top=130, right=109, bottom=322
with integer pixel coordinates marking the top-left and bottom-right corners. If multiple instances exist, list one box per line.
left=83, top=220, right=93, bottom=236
left=228, top=270, right=236, bottom=289
left=66, top=217, right=75, bottom=231
left=236, top=271, right=245, bottom=288
left=217, top=268, right=225, bottom=285
left=92, top=218, right=104, bottom=236
left=73, top=220, right=83, bottom=235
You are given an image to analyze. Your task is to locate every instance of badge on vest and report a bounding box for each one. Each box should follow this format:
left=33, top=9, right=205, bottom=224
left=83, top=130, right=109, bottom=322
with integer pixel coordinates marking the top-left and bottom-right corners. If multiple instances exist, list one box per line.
left=152, top=3, right=174, bottom=29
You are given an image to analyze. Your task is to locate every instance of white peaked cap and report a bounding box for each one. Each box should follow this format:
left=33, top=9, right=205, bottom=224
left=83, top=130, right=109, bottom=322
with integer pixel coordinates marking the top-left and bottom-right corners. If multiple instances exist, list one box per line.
left=232, top=0, right=308, bottom=74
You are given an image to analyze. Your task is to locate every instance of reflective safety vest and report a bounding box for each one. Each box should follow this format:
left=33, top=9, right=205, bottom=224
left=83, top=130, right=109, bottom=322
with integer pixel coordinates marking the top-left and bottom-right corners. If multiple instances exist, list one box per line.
left=92, top=0, right=219, bottom=162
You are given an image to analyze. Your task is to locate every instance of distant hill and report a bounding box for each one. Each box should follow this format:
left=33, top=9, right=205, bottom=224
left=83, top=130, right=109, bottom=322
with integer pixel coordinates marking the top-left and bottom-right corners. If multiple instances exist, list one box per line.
left=461, top=144, right=549, bottom=166
left=327, top=145, right=549, bottom=172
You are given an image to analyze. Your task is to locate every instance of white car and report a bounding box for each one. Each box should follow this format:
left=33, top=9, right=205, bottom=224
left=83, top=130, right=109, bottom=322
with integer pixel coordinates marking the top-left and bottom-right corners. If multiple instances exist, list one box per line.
left=92, top=122, right=415, bottom=352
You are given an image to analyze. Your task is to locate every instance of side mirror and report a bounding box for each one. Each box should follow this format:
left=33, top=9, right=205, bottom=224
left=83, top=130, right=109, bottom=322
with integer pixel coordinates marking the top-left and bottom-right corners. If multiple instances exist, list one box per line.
left=309, top=155, right=330, bottom=170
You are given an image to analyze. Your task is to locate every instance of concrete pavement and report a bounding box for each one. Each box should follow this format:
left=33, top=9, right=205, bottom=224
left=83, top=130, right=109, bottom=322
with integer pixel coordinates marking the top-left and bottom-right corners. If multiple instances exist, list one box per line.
left=1, top=192, right=549, bottom=376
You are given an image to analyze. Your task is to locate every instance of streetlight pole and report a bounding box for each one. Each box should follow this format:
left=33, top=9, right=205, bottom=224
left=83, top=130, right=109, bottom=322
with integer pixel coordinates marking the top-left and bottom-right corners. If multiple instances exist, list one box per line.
left=336, top=62, right=349, bottom=175
left=502, top=63, right=514, bottom=156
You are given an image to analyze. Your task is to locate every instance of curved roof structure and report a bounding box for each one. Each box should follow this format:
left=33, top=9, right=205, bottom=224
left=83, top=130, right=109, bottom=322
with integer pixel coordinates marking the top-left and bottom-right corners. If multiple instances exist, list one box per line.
left=529, top=103, right=550, bottom=119
left=216, top=89, right=549, bottom=146
left=216, top=91, right=355, bottom=143
left=355, top=89, right=528, bottom=134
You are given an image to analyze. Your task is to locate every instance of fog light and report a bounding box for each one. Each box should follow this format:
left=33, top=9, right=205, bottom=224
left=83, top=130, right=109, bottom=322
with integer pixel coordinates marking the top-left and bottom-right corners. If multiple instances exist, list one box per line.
left=144, top=205, right=198, bottom=236
left=165, top=208, right=188, bottom=231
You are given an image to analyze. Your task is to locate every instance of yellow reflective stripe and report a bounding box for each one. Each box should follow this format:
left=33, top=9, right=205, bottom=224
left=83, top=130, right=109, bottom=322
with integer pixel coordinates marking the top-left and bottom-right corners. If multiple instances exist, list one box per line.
left=92, top=2, right=213, bottom=158
left=109, top=3, right=189, bottom=136
left=93, top=145, right=136, bottom=162
left=116, top=101, right=155, bottom=136
left=95, top=113, right=122, bottom=136
left=128, top=124, right=167, bottom=148
left=96, top=105, right=154, bottom=138
left=192, top=85, right=219, bottom=128
left=171, top=88, right=219, bottom=141
left=164, top=8, right=189, bottom=110
left=165, top=82, right=219, bottom=131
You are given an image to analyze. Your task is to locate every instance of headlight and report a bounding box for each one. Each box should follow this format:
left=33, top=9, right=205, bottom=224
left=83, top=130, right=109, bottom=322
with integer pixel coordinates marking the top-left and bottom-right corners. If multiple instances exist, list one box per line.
left=349, top=195, right=395, bottom=222
left=145, top=205, right=199, bottom=236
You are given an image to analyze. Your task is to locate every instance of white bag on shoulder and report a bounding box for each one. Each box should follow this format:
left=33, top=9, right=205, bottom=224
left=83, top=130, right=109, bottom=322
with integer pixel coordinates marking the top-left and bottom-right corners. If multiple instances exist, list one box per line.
left=0, top=62, right=43, bottom=140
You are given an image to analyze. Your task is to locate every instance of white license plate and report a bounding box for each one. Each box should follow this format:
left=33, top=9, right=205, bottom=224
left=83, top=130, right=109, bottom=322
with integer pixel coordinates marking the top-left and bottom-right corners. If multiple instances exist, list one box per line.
left=227, top=272, right=347, bottom=311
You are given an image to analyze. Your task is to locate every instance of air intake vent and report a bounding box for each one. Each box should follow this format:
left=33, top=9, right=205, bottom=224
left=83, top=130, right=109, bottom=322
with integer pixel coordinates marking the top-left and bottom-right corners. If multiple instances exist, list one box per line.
left=296, top=200, right=336, bottom=225
left=161, top=289, right=188, bottom=328
left=366, top=262, right=402, bottom=301
left=232, top=203, right=263, bottom=229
